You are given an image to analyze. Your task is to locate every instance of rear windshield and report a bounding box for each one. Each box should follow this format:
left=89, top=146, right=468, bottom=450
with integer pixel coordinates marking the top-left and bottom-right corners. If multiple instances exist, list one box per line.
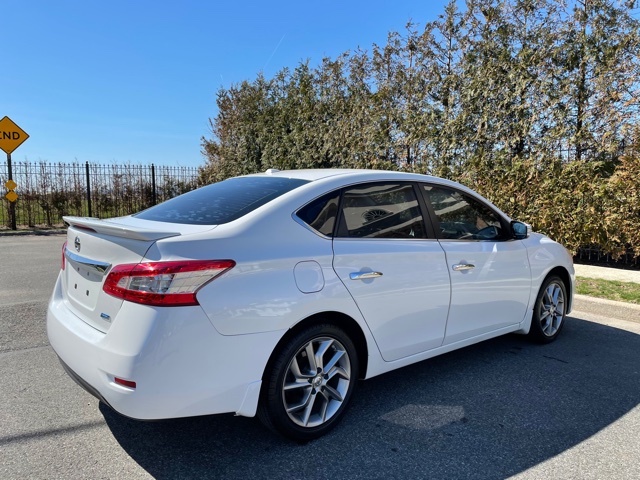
left=134, top=176, right=309, bottom=225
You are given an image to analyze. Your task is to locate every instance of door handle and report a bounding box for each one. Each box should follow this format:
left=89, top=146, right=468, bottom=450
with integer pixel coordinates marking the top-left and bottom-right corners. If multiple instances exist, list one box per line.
left=452, top=263, right=475, bottom=271
left=349, top=271, right=383, bottom=280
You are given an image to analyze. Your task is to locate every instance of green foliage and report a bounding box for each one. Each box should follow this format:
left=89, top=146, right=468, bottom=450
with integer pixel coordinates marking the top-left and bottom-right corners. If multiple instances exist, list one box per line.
left=200, top=0, right=640, bottom=258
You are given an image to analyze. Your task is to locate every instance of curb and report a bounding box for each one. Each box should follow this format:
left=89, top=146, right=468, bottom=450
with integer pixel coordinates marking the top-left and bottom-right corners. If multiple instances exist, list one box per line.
left=573, top=294, right=640, bottom=324
left=0, top=229, right=67, bottom=236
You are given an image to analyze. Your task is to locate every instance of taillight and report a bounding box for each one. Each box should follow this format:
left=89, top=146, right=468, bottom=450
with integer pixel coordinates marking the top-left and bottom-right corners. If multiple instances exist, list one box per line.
left=61, top=241, right=67, bottom=271
left=103, top=260, right=235, bottom=307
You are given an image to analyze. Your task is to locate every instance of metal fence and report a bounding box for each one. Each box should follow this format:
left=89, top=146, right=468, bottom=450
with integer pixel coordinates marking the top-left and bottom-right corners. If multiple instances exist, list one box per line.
left=1, top=161, right=199, bottom=229
left=575, top=246, right=640, bottom=269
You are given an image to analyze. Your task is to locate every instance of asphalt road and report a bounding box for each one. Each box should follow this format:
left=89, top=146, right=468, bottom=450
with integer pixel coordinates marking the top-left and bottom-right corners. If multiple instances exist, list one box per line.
left=1, top=234, right=639, bottom=479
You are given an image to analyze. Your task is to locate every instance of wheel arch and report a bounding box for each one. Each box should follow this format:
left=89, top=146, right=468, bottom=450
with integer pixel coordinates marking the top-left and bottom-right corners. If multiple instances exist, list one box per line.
left=260, top=311, right=369, bottom=385
left=545, top=266, right=573, bottom=313
left=516, top=264, right=573, bottom=335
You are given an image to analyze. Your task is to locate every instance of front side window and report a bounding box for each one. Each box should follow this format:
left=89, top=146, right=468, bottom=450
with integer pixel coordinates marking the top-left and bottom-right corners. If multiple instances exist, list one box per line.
left=338, top=183, right=427, bottom=239
left=423, top=185, right=505, bottom=240
left=135, top=177, right=309, bottom=225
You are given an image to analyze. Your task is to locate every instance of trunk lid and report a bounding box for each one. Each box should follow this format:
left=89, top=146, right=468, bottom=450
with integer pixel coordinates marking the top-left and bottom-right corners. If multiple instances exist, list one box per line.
left=61, top=216, right=214, bottom=332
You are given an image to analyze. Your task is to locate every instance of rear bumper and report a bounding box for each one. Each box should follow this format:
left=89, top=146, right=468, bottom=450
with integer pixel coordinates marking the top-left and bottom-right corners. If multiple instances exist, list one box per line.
left=47, top=272, right=284, bottom=420
left=57, top=356, right=113, bottom=408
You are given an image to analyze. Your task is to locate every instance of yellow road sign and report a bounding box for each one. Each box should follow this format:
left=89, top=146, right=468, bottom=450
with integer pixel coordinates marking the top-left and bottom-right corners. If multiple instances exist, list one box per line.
left=0, top=116, right=30, bottom=154
left=5, top=179, right=17, bottom=190
left=5, top=191, right=18, bottom=202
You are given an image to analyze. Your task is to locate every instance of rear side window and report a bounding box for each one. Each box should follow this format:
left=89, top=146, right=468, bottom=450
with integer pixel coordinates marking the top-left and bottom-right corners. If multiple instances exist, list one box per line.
left=296, top=191, right=340, bottom=237
left=135, top=177, right=309, bottom=225
left=338, top=183, right=427, bottom=239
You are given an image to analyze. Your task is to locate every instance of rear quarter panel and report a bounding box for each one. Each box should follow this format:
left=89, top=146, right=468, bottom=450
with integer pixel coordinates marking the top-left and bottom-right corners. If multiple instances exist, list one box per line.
left=145, top=206, right=381, bottom=363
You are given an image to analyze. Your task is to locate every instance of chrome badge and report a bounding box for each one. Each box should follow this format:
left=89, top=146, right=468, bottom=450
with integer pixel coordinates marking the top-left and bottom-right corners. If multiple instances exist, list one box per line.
left=74, top=236, right=81, bottom=252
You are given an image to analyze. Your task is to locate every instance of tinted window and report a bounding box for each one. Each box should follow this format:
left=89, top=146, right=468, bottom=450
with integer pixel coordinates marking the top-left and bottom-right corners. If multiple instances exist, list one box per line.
left=338, top=183, right=427, bottom=239
left=296, top=191, right=340, bottom=237
left=423, top=185, right=505, bottom=240
left=135, top=177, right=309, bottom=225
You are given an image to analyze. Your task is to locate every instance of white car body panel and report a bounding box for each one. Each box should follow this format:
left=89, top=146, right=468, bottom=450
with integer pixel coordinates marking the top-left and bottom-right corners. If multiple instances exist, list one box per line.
left=63, top=215, right=216, bottom=240
left=439, top=239, right=531, bottom=345
left=47, top=169, right=575, bottom=423
left=364, top=323, right=526, bottom=379
left=62, top=228, right=153, bottom=332
left=332, top=238, right=450, bottom=361
left=517, top=233, right=576, bottom=332
left=48, top=275, right=285, bottom=419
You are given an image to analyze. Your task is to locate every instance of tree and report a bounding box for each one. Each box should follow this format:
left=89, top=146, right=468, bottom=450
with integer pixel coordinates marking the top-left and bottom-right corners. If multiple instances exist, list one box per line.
left=198, top=0, right=640, bottom=258
left=552, top=0, right=640, bottom=162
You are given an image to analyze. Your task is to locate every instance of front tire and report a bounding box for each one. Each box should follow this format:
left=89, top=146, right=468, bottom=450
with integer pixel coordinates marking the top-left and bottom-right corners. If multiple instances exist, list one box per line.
left=258, top=323, right=359, bottom=441
left=528, top=275, right=567, bottom=344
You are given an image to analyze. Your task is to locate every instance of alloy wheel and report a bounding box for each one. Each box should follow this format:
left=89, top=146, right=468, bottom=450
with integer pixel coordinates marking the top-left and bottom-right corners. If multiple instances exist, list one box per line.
left=281, top=336, right=352, bottom=428
left=539, top=281, right=565, bottom=337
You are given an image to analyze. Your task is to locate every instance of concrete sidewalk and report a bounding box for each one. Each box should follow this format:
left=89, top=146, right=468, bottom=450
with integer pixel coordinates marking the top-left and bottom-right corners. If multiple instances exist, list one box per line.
left=574, top=264, right=640, bottom=283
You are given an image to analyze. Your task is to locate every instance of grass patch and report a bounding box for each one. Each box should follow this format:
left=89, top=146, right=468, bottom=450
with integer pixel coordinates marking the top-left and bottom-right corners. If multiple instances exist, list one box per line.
left=576, top=277, right=640, bottom=305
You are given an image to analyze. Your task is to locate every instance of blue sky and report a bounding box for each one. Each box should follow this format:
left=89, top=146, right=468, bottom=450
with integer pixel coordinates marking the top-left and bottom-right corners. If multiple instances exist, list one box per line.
left=3, top=1, right=450, bottom=167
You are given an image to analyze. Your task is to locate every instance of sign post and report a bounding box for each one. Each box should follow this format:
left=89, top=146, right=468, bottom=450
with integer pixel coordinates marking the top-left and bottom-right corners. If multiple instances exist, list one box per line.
left=6, top=155, right=17, bottom=230
left=0, top=116, right=30, bottom=230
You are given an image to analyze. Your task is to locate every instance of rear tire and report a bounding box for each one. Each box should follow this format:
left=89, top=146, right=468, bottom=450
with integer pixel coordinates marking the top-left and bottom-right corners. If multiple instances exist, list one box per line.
left=258, top=323, right=359, bottom=441
left=528, top=275, right=567, bottom=344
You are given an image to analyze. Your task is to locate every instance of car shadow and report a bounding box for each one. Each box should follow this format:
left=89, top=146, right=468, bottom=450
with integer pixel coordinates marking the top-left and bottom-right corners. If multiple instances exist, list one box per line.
left=101, top=316, right=640, bottom=479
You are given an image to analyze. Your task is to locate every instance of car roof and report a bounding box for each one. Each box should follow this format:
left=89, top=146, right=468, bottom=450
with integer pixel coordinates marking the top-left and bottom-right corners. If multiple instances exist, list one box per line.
left=247, top=168, right=445, bottom=183
left=246, top=168, right=511, bottom=223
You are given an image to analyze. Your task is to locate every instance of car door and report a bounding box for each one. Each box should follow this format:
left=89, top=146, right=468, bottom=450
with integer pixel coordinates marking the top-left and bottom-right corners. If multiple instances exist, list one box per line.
left=331, top=182, right=451, bottom=362
left=421, top=184, right=532, bottom=345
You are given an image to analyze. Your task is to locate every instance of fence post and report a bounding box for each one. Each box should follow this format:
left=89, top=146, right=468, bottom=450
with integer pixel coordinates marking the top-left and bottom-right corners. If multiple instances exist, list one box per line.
left=7, top=153, right=17, bottom=230
left=151, top=163, right=157, bottom=205
left=85, top=161, right=92, bottom=217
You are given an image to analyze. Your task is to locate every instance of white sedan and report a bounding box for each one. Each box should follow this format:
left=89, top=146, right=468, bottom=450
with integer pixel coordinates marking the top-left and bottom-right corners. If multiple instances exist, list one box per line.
left=47, top=169, right=574, bottom=441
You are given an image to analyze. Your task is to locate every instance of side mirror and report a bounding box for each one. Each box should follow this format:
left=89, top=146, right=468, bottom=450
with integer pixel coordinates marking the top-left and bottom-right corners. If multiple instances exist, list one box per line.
left=511, top=221, right=531, bottom=240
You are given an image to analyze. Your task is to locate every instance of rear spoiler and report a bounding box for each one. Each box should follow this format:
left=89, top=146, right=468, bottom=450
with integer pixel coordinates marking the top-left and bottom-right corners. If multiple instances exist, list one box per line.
left=63, top=216, right=181, bottom=241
